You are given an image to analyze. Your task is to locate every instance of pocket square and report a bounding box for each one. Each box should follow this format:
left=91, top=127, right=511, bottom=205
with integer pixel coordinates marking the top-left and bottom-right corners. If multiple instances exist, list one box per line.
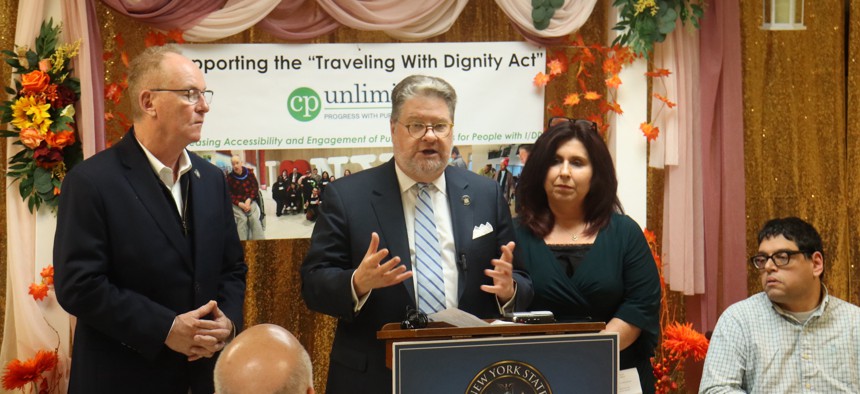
left=472, top=222, right=494, bottom=239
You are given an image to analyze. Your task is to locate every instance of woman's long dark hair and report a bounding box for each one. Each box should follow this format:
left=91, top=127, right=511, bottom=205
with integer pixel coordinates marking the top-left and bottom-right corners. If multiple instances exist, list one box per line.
left=516, top=119, right=622, bottom=238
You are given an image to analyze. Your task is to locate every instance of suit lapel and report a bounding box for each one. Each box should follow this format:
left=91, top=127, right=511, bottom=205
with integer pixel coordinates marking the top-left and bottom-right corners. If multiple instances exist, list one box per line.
left=370, top=160, right=414, bottom=304
left=117, top=131, right=193, bottom=269
left=445, top=167, right=473, bottom=300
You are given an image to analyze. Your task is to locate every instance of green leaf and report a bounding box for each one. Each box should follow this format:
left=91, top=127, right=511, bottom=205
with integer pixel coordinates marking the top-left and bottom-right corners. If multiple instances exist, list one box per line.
left=36, top=19, right=60, bottom=56
left=532, top=0, right=547, bottom=7
left=28, top=196, right=38, bottom=214
left=658, top=19, right=677, bottom=35
left=34, top=167, right=54, bottom=194
left=25, top=51, right=39, bottom=70
left=661, top=8, right=678, bottom=23
left=549, top=0, right=564, bottom=8
left=532, top=6, right=549, bottom=22
left=4, top=86, right=15, bottom=95
left=692, top=4, right=704, bottom=19
left=19, top=176, right=34, bottom=198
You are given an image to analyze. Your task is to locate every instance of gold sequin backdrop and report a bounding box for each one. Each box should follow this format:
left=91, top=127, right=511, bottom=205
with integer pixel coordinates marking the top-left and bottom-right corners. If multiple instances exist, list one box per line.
left=741, top=0, right=858, bottom=303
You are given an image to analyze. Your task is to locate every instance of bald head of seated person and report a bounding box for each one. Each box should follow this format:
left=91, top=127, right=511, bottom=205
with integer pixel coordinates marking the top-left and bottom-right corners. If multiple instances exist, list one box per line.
left=214, top=324, right=314, bottom=394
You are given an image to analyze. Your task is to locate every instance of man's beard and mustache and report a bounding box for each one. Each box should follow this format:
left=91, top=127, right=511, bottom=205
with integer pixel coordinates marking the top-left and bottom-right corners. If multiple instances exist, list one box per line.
left=397, top=151, right=448, bottom=179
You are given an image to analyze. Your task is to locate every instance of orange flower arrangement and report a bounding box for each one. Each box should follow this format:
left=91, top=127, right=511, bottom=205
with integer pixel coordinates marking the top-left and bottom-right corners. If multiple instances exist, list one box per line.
left=6, top=265, right=60, bottom=393
left=1, top=20, right=82, bottom=212
left=644, top=228, right=709, bottom=393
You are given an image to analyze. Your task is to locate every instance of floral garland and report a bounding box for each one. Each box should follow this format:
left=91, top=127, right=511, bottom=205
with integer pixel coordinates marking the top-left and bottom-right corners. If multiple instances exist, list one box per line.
left=644, top=229, right=709, bottom=393
left=533, top=35, right=637, bottom=136
left=0, top=19, right=82, bottom=212
left=611, top=0, right=705, bottom=58
left=2, top=266, right=61, bottom=393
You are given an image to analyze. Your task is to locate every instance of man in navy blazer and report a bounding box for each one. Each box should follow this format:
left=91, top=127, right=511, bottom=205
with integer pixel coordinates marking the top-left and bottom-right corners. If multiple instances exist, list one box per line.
left=301, top=75, right=533, bottom=394
left=53, top=45, right=246, bottom=393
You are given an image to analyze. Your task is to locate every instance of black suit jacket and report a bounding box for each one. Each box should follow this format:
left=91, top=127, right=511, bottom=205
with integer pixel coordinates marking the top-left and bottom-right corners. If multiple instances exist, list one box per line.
left=53, top=130, right=247, bottom=394
left=301, top=159, right=533, bottom=394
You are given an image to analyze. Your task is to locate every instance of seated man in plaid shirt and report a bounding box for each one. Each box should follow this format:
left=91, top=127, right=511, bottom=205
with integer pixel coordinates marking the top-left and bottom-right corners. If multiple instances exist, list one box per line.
left=700, top=217, right=860, bottom=393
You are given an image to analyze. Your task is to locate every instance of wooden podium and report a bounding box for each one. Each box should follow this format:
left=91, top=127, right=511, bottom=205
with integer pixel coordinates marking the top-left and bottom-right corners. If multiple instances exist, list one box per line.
left=377, top=320, right=605, bottom=368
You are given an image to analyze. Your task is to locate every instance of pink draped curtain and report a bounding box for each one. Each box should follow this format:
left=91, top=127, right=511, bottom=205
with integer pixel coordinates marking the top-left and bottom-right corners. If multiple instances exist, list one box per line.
left=256, top=0, right=340, bottom=41
left=650, top=26, right=705, bottom=296
left=686, top=0, right=748, bottom=333
left=99, top=0, right=226, bottom=30
left=98, top=0, right=597, bottom=43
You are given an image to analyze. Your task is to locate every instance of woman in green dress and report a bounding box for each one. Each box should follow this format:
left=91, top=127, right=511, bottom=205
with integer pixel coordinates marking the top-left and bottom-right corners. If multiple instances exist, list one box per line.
left=515, top=118, right=661, bottom=393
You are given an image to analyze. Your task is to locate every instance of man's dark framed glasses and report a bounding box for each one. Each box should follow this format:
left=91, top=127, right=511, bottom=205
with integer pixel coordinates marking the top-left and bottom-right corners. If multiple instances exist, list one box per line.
left=749, top=250, right=811, bottom=270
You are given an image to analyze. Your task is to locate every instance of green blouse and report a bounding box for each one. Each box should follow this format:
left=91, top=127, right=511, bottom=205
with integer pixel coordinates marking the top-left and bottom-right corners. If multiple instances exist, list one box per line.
left=515, top=213, right=661, bottom=394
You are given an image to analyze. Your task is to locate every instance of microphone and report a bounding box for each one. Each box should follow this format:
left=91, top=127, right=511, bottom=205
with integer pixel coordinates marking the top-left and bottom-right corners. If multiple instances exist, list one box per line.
left=400, top=306, right=429, bottom=329
left=457, top=253, right=467, bottom=272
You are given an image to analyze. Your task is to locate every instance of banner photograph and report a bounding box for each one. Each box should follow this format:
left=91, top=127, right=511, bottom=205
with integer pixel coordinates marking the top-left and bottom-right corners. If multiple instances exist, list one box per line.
left=188, top=42, right=546, bottom=240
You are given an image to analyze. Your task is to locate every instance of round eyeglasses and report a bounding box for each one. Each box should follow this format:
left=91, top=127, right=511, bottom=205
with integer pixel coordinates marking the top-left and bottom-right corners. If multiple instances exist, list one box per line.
left=150, top=88, right=214, bottom=105
left=749, top=250, right=810, bottom=269
left=399, top=122, right=453, bottom=139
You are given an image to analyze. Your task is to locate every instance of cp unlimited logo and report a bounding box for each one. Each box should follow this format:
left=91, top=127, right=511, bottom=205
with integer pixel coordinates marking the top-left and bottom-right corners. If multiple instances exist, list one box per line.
left=288, top=87, right=321, bottom=122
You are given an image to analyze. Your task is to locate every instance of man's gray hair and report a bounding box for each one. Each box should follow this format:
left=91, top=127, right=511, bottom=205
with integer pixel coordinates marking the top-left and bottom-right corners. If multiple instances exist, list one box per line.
left=127, top=44, right=183, bottom=119
left=390, top=75, right=457, bottom=121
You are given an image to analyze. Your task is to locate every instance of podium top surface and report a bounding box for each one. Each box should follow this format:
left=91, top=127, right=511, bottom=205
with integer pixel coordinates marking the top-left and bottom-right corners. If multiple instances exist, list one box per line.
left=377, top=321, right=605, bottom=340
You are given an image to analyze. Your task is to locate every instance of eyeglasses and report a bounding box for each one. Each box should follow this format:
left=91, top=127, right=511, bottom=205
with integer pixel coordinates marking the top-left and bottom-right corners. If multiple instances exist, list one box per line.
left=399, top=122, right=454, bottom=139
left=150, top=88, right=214, bottom=105
left=547, top=116, right=598, bottom=132
left=749, top=250, right=811, bottom=269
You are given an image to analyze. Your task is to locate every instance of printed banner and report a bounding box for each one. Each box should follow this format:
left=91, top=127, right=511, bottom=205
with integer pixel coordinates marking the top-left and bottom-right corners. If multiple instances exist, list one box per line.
left=180, top=42, right=546, bottom=151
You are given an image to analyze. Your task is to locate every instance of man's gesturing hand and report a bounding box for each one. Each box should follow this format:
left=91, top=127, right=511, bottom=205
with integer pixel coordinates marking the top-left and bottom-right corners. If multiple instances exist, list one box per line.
left=352, top=232, right=413, bottom=297
left=481, top=241, right=516, bottom=304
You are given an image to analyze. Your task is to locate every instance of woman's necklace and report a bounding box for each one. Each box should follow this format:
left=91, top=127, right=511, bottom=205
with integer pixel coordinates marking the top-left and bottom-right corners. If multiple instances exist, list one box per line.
left=566, top=223, right=588, bottom=242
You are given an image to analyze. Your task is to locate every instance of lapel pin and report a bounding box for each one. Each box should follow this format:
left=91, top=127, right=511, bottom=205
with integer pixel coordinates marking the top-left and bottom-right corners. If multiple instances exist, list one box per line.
left=194, top=169, right=201, bottom=178
left=462, top=195, right=471, bottom=206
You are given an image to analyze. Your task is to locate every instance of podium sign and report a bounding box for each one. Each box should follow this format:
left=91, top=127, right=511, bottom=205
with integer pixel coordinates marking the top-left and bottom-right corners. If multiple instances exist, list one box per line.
left=392, top=333, right=618, bottom=394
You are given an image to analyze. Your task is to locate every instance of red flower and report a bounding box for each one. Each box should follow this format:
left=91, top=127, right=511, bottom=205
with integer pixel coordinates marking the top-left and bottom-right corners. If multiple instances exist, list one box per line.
left=28, top=283, right=49, bottom=301
left=40, top=266, right=54, bottom=286
left=663, top=322, right=709, bottom=361
left=104, top=82, right=124, bottom=105
left=46, top=129, right=76, bottom=149
left=640, top=122, right=660, bottom=142
left=33, top=141, right=64, bottom=169
left=51, top=84, right=78, bottom=109
left=533, top=72, right=550, bottom=87
left=645, top=68, right=672, bottom=78
left=167, top=29, right=186, bottom=44
left=144, top=31, right=167, bottom=47
left=1, top=350, right=58, bottom=390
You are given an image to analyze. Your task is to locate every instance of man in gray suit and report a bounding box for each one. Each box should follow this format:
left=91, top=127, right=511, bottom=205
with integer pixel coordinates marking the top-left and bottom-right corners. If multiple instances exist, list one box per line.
left=301, top=75, right=532, bottom=394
